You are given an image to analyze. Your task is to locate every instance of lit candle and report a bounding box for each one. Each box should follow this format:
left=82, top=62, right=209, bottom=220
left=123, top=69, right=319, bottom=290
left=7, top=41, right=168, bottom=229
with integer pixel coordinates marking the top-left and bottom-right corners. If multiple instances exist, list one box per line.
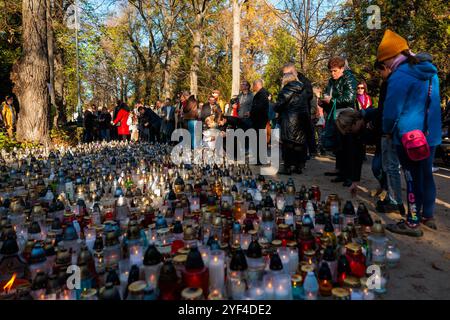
left=209, top=250, right=225, bottom=293
left=199, top=246, right=210, bottom=266
left=363, top=288, right=375, bottom=300
left=386, top=246, right=400, bottom=268
left=129, top=245, right=143, bottom=267
left=273, top=274, right=292, bottom=300
left=248, top=285, right=265, bottom=300
left=240, top=233, right=251, bottom=251
left=228, top=274, right=246, bottom=300
left=85, top=229, right=96, bottom=252
left=277, top=248, right=290, bottom=274
left=263, top=275, right=274, bottom=300
left=288, top=248, right=299, bottom=275
left=350, top=288, right=363, bottom=300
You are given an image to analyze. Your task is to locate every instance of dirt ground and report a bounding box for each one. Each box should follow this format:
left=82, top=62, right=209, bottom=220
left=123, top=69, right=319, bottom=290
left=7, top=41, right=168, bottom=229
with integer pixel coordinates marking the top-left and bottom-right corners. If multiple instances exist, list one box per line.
left=262, top=154, right=450, bottom=300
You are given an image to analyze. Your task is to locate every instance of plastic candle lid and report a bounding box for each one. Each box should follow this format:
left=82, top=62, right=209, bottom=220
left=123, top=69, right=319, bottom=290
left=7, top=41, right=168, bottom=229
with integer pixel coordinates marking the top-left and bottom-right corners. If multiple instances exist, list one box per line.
left=182, top=287, right=203, bottom=300
left=80, top=288, right=97, bottom=299
left=343, top=276, right=361, bottom=288
left=301, top=265, right=315, bottom=273
left=332, top=288, right=350, bottom=298
left=291, top=274, right=302, bottom=283
left=173, top=254, right=187, bottom=264
left=128, top=280, right=147, bottom=294
left=271, top=240, right=282, bottom=247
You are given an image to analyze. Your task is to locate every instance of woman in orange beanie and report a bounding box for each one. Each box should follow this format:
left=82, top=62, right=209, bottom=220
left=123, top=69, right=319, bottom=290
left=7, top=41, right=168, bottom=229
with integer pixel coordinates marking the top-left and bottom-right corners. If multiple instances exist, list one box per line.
left=377, top=29, right=441, bottom=237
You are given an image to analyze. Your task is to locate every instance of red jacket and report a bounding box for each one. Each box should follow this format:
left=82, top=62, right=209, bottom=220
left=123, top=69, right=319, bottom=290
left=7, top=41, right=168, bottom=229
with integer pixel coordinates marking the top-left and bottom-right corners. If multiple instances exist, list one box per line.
left=113, top=108, right=130, bottom=135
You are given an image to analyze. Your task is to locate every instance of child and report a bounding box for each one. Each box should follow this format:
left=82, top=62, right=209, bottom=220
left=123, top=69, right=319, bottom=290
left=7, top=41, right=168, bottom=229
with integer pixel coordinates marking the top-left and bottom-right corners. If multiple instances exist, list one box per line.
left=129, top=112, right=139, bottom=142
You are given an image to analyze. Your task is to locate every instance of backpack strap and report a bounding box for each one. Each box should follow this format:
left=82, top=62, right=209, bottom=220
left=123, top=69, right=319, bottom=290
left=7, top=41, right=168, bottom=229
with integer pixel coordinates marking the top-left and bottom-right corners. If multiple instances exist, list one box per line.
left=423, top=79, right=432, bottom=135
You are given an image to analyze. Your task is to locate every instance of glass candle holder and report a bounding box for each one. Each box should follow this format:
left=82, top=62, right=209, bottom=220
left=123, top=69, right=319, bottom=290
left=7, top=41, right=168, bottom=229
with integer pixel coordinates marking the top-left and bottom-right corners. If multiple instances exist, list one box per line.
left=386, top=244, right=401, bottom=268
left=227, top=270, right=246, bottom=300
left=208, top=250, right=225, bottom=294
left=303, top=271, right=319, bottom=300
left=240, top=233, right=252, bottom=251
left=263, top=273, right=274, bottom=300
left=291, top=274, right=304, bottom=300
left=129, top=245, right=143, bottom=267
left=273, top=273, right=292, bottom=300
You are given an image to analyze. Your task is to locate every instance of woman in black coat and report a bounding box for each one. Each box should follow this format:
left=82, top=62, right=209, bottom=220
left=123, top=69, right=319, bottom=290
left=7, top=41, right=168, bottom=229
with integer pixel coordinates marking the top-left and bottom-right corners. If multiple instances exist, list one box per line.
left=274, top=73, right=313, bottom=175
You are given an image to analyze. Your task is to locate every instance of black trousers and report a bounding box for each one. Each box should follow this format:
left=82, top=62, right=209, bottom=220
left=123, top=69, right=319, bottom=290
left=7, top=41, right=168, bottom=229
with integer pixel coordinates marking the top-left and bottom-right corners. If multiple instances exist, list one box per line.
left=340, top=133, right=364, bottom=181
left=282, top=141, right=306, bottom=169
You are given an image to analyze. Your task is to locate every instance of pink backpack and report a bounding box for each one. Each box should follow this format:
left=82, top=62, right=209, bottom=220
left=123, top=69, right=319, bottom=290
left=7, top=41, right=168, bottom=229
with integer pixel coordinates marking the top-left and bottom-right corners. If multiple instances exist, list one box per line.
left=400, top=80, right=432, bottom=161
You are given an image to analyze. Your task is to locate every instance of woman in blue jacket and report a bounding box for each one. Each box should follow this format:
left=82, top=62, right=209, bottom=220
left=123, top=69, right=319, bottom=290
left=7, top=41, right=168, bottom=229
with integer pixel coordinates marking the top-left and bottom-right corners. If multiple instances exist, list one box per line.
left=378, top=29, right=441, bottom=237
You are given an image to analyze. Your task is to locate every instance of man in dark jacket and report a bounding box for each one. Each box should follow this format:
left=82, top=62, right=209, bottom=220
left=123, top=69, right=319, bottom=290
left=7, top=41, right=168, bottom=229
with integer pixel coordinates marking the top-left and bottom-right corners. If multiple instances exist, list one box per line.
left=98, top=107, right=112, bottom=141
left=250, top=79, right=270, bottom=165
left=200, top=96, right=222, bottom=123
left=139, top=106, right=162, bottom=143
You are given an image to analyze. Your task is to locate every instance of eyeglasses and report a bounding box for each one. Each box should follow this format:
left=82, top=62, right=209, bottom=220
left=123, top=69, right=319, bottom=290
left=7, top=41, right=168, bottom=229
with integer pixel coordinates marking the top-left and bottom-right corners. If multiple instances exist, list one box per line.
left=357, top=87, right=365, bottom=90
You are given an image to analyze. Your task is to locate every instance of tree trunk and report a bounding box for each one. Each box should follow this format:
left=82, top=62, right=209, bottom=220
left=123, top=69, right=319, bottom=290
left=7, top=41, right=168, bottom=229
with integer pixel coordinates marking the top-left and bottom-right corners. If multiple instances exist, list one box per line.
left=144, top=68, right=152, bottom=104
left=162, top=41, right=173, bottom=100
left=54, top=0, right=65, bottom=125
left=11, top=0, right=50, bottom=144
left=46, top=0, right=57, bottom=129
left=190, top=27, right=201, bottom=98
left=231, top=0, right=241, bottom=98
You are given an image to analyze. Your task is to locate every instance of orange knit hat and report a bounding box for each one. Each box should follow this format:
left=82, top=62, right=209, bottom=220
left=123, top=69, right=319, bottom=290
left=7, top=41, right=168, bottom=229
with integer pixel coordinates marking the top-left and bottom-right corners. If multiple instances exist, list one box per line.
left=377, top=29, right=409, bottom=62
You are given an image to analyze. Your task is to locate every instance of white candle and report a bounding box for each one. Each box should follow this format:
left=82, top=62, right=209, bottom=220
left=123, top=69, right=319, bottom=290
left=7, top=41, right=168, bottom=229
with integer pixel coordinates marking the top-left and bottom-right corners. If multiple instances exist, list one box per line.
left=363, top=288, right=375, bottom=300
left=229, top=274, right=246, bottom=300
left=248, top=284, right=265, bottom=300
left=240, top=233, right=251, bottom=251
left=129, top=245, right=143, bottom=266
left=284, top=212, right=294, bottom=226
left=85, top=229, right=96, bottom=252
left=119, top=272, right=129, bottom=299
left=199, top=246, right=210, bottom=266
left=277, top=248, right=290, bottom=274
left=263, top=274, right=274, bottom=300
left=209, top=250, right=225, bottom=293
left=350, top=288, right=364, bottom=300
left=273, top=274, right=292, bottom=300
left=288, top=248, right=299, bottom=275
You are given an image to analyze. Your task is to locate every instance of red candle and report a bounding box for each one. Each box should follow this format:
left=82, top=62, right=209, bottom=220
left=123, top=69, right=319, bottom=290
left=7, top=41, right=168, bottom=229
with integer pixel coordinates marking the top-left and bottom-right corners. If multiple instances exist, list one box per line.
left=182, top=267, right=209, bottom=296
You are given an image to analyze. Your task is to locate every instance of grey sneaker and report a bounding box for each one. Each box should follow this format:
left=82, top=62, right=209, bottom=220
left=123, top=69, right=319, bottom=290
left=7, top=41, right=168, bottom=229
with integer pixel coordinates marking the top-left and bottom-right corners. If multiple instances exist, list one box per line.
left=386, top=220, right=423, bottom=237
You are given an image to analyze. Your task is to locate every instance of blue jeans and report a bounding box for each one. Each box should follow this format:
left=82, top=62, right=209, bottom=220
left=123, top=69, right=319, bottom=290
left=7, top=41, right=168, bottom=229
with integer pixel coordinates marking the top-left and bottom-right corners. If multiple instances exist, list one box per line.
left=100, top=129, right=110, bottom=141
left=396, top=145, right=436, bottom=222
left=372, top=152, right=387, bottom=190
left=381, top=137, right=403, bottom=205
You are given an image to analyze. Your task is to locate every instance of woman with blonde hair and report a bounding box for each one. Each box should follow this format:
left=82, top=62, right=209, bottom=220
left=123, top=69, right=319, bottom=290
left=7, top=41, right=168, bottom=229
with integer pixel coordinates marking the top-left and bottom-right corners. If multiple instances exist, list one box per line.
left=274, top=71, right=313, bottom=175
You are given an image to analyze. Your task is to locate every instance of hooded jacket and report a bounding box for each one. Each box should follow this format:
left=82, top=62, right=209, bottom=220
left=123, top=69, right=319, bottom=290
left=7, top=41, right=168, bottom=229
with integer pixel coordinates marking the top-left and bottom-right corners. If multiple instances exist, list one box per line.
left=273, top=80, right=311, bottom=144
left=383, top=55, right=441, bottom=146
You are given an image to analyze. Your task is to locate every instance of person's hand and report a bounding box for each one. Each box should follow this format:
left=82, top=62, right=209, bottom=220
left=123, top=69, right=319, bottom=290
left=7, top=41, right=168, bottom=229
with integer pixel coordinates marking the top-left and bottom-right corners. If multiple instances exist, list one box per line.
left=220, top=131, right=226, bottom=137
left=349, top=182, right=358, bottom=197
left=322, top=96, right=331, bottom=104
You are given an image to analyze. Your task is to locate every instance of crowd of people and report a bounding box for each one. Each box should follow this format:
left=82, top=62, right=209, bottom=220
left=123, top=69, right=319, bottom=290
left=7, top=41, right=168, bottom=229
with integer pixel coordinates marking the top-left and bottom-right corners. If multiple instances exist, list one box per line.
left=1, top=29, right=448, bottom=238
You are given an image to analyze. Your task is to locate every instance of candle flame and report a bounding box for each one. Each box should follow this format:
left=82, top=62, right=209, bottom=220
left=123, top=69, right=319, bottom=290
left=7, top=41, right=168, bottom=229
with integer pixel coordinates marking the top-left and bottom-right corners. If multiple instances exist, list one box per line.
left=213, top=256, right=218, bottom=263
left=3, top=273, right=17, bottom=293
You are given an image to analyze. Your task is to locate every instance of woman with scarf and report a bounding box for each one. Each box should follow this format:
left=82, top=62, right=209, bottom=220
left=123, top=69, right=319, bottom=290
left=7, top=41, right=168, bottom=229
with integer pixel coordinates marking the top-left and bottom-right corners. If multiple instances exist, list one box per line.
left=356, top=81, right=373, bottom=110
left=377, top=29, right=441, bottom=237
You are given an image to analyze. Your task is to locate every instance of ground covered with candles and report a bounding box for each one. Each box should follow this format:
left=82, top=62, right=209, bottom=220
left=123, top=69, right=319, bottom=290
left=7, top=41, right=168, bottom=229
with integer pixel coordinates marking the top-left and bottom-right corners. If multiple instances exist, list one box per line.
left=0, top=141, right=449, bottom=300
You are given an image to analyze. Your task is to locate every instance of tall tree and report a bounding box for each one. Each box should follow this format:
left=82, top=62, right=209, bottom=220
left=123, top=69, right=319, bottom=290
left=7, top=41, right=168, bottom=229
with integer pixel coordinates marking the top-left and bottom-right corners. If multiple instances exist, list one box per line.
left=11, top=0, right=50, bottom=144
left=231, top=0, right=246, bottom=97
left=186, top=0, right=214, bottom=97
